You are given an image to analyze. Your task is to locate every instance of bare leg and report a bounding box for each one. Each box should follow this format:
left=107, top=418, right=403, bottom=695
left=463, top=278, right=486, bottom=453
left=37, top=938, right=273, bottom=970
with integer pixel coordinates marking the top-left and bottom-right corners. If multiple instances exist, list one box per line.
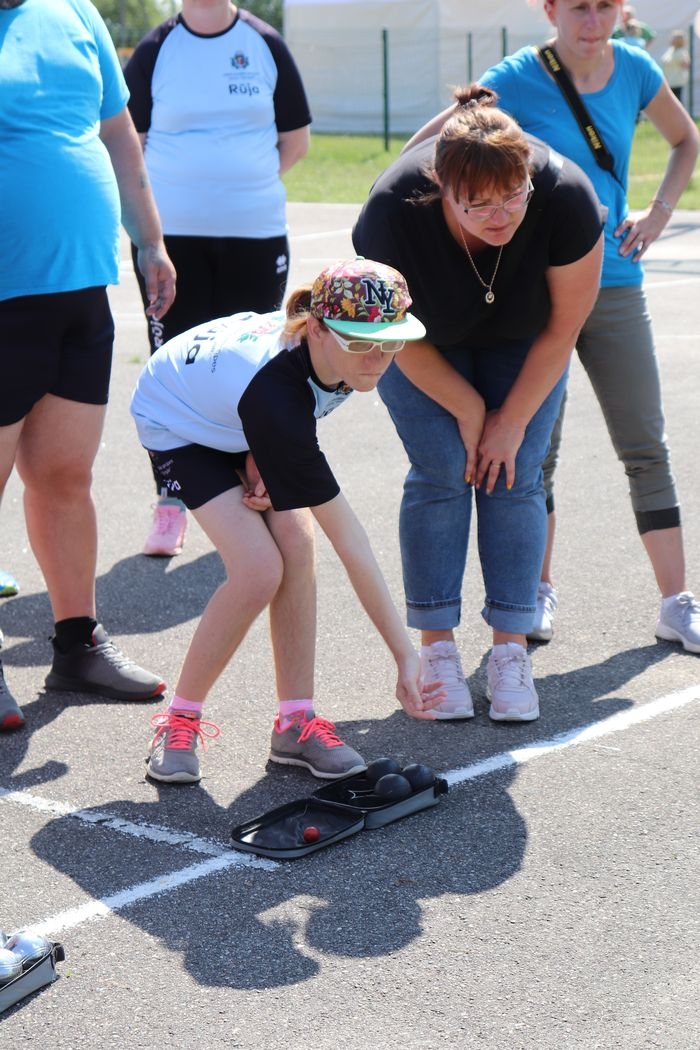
left=493, top=631, right=527, bottom=647
left=15, top=396, right=104, bottom=620
left=176, top=488, right=286, bottom=701
left=422, top=629, right=455, bottom=646
left=422, top=627, right=526, bottom=647
left=264, top=507, right=316, bottom=700
left=0, top=418, right=24, bottom=504
left=641, top=525, right=686, bottom=597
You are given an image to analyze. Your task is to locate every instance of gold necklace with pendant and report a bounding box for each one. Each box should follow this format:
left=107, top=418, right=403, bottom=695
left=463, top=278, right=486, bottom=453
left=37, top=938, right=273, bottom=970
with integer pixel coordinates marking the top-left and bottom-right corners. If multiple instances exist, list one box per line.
left=457, top=224, right=503, bottom=305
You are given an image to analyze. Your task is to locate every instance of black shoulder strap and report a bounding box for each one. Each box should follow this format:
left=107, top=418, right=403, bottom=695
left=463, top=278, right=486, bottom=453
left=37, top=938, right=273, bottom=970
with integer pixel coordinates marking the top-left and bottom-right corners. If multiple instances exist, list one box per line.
left=537, top=45, right=623, bottom=188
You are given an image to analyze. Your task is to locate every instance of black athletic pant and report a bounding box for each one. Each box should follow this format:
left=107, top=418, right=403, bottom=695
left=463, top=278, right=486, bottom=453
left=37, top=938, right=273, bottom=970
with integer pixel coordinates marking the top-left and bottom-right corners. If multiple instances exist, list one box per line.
left=131, top=232, right=290, bottom=354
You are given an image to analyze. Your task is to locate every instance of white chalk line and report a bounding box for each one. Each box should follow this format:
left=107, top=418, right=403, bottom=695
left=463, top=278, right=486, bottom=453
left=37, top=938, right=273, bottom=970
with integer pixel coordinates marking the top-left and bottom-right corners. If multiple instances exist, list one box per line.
left=2, top=685, right=697, bottom=937
left=644, top=275, right=700, bottom=289
left=444, top=684, right=698, bottom=787
left=290, top=227, right=352, bottom=242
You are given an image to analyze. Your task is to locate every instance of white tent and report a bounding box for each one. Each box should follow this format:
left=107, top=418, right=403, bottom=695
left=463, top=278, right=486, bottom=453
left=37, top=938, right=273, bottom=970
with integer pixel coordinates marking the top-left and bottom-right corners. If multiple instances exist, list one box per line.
left=284, top=0, right=700, bottom=132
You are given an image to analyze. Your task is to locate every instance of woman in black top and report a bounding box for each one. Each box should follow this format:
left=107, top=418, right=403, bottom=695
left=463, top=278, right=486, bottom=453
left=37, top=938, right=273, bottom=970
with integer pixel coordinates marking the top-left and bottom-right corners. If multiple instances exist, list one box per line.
left=353, top=87, right=603, bottom=724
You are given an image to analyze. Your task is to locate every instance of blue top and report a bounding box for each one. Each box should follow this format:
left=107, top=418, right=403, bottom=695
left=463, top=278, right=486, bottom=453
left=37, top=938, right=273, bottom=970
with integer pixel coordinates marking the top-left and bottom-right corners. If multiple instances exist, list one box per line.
left=0, top=0, right=129, bottom=301
left=480, top=42, right=663, bottom=287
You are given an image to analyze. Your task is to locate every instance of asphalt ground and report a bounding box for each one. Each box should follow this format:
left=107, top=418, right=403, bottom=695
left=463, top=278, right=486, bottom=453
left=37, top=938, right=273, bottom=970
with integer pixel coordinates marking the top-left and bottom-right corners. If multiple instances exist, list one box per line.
left=1, top=205, right=699, bottom=1049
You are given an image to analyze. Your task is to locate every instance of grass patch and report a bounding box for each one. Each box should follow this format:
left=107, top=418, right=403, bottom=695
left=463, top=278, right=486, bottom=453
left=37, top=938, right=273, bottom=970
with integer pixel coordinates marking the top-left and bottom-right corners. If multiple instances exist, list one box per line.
left=283, top=135, right=409, bottom=203
left=284, top=123, right=700, bottom=209
left=628, top=119, right=700, bottom=209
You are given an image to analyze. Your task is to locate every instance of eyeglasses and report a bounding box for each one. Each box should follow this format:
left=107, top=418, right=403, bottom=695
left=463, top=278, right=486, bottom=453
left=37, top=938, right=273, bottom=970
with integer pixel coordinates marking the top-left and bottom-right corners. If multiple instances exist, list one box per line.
left=460, top=179, right=534, bottom=222
left=327, top=327, right=405, bottom=355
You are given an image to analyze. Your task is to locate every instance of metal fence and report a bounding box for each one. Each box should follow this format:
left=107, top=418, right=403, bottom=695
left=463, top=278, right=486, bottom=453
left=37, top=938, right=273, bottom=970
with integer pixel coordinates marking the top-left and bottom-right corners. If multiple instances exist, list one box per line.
left=287, top=24, right=699, bottom=136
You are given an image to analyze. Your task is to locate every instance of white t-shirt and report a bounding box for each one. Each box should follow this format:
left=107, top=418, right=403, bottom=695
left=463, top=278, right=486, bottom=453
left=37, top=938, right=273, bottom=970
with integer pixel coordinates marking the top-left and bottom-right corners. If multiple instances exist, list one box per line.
left=124, top=10, right=311, bottom=237
left=130, top=311, right=353, bottom=511
left=661, top=46, right=690, bottom=89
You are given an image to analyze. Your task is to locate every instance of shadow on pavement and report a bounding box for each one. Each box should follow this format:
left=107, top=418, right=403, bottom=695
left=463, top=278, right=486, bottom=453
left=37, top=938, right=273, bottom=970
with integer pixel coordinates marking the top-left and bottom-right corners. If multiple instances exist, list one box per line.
left=18, top=641, right=675, bottom=990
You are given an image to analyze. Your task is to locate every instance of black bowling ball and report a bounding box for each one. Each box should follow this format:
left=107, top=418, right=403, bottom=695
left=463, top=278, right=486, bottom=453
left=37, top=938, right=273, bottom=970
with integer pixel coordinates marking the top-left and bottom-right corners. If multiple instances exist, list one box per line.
left=365, top=757, right=402, bottom=786
left=374, top=773, right=412, bottom=801
left=401, top=763, right=436, bottom=790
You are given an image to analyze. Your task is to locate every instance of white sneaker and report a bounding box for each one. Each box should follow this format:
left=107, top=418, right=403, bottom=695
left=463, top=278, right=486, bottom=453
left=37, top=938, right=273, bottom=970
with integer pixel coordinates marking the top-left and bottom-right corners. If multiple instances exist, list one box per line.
left=420, top=641, right=474, bottom=719
left=487, top=643, right=539, bottom=722
left=655, top=592, right=700, bottom=654
left=526, top=582, right=557, bottom=643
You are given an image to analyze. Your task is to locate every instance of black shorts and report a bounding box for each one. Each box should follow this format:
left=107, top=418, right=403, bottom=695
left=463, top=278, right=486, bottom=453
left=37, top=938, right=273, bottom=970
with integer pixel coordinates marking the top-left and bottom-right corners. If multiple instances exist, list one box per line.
left=0, top=287, right=114, bottom=425
left=148, top=443, right=249, bottom=510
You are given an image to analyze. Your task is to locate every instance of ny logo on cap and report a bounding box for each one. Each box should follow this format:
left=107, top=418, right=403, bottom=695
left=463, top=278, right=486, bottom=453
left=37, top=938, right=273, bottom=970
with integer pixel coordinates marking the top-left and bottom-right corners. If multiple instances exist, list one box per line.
left=361, top=278, right=396, bottom=316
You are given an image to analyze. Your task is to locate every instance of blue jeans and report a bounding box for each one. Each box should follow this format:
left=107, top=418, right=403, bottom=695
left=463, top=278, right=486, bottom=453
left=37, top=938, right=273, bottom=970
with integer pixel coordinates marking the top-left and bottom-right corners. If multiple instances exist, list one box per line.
left=378, top=342, right=568, bottom=635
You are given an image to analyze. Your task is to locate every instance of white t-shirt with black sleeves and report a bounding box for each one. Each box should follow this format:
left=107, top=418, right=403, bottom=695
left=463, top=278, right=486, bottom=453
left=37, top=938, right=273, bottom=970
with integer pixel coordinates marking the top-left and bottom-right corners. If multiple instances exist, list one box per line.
left=124, top=9, right=312, bottom=238
left=130, top=312, right=353, bottom=511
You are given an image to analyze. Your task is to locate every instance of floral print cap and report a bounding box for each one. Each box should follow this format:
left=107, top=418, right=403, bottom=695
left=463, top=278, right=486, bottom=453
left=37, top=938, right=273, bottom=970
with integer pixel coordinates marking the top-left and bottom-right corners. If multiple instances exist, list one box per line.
left=310, top=258, right=426, bottom=340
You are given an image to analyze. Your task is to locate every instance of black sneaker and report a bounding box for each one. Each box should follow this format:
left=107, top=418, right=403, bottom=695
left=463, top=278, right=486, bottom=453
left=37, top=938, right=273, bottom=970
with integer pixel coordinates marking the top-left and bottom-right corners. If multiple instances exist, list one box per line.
left=45, top=624, right=165, bottom=701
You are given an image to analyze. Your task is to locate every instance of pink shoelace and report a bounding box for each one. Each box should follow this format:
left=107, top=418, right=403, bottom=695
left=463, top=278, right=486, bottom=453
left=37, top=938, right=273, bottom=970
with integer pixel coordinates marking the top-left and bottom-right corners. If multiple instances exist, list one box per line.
left=150, top=711, right=221, bottom=751
left=295, top=714, right=344, bottom=749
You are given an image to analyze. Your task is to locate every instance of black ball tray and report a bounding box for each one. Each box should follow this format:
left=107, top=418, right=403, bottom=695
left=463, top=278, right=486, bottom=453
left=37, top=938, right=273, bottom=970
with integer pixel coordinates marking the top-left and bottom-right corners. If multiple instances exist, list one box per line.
left=230, top=766, right=448, bottom=859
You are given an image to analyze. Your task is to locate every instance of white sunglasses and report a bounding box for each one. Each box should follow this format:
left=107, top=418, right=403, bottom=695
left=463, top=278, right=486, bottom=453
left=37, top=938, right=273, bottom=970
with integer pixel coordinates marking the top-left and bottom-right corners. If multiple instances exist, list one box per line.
left=326, top=326, right=405, bottom=355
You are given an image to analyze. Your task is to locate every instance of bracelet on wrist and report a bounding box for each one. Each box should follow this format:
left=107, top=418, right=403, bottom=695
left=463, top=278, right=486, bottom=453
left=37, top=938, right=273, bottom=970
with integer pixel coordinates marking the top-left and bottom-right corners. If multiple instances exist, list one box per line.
left=650, top=197, right=673, bottom=214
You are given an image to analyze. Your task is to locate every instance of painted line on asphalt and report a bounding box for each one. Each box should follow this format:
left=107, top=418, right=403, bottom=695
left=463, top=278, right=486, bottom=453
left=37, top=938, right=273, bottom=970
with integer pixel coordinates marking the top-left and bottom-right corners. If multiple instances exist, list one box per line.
left=445, top=685, right=698, bottom=787
left=2, top=685, right=697, bottom=936
left=290, top=227, right=352, bottom=241
left=644, top=276, right=700, bottom=288
left=26, top=854, right=266, bottom=939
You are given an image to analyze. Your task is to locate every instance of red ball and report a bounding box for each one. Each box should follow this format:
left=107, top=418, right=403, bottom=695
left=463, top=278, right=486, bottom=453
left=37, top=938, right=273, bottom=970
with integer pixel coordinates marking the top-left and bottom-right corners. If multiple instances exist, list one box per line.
left=302, top=825, right=321, bottom=843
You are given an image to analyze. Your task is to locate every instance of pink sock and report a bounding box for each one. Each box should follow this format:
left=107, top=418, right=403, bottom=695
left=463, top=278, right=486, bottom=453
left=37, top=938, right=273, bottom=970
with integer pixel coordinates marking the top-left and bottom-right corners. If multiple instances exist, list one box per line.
left=276, top=698, right=314, bottom=731
left=169, top=696, right=203, bottom=716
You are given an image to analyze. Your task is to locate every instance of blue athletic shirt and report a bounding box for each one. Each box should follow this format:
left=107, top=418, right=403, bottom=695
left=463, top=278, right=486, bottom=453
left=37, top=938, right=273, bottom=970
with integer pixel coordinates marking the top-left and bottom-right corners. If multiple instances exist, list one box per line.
left=0, top=0, right=129, bottom=301
left=124, top=10, right=312, bottom=238
left=479, top=43, right=663, bottom=287
left=131, top=311, right=352, bottom=511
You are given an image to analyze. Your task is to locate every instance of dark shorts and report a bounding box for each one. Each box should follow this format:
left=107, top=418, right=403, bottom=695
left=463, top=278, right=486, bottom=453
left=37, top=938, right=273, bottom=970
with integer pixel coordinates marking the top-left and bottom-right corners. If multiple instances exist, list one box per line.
left=0, top=287, right=114, bottom=425
left=148, top=443, right=248, bottom=510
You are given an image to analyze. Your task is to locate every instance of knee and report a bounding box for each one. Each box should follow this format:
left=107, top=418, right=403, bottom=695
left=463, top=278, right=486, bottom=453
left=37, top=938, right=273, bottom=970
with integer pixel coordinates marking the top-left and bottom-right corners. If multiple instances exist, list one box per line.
left=270, top=508, right=315, bottom=568
left=22, top=457, right=93, bottom=499
left=406, top=450, right=470, bottom=496
left=232, top=547, right=284, bottom=611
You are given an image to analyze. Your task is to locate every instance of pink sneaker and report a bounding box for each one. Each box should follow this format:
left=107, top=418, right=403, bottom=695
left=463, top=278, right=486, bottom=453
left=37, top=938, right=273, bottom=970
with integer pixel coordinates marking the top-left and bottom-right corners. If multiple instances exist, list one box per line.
left=143, top=498, right=187, bottom=557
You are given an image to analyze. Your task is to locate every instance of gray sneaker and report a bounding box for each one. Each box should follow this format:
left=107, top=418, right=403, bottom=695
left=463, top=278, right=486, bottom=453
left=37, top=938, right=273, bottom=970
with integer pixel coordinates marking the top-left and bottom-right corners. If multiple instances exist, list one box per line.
left=146, top=710, right=221, bottom=783
left=269, top=710, right=366, bottom=779
left=655, top=592, right=700, bottom=653
left=0, top=631, right=24, bottom=731
left=45, top=624, right=166, bottom=701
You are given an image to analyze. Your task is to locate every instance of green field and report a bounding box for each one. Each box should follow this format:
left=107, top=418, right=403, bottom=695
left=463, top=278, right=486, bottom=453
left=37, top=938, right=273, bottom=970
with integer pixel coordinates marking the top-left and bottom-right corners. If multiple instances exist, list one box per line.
left=284, top=121, right=700, bottom=209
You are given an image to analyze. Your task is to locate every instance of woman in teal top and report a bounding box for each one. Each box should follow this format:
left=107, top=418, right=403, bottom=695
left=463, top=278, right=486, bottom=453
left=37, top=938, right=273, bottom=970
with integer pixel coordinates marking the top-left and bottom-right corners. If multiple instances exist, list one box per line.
left=405, top=0, right=700, bottom=655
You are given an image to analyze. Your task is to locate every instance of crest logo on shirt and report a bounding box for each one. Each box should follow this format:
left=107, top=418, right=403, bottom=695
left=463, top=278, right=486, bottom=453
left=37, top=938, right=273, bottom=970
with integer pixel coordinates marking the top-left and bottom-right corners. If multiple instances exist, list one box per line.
left=231, top=52, right=249, bottom=69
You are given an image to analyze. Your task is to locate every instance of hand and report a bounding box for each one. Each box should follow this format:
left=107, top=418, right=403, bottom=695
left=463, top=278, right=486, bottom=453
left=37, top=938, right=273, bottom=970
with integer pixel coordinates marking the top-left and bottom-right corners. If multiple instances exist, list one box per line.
left=238, top=452, right=272, bottom=512
left=474, top=409, right=525, bottom=494
left=138, top=243, right=177, bottom=319
left=614, top=205, right=669, bottom=262
left=456, top=396, right=486, bottom=485
left=395, top=650, right=447, bottom=720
